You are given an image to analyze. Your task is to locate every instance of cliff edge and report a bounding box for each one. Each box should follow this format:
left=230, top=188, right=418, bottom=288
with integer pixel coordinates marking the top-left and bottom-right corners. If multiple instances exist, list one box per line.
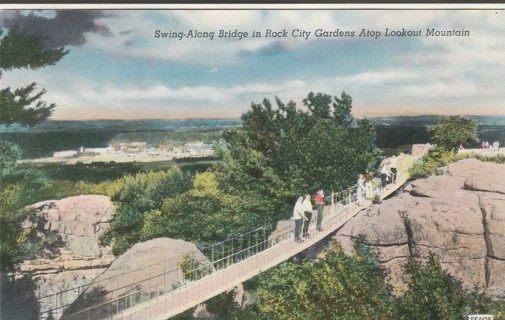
left=334, top=158, right=505, bottom=297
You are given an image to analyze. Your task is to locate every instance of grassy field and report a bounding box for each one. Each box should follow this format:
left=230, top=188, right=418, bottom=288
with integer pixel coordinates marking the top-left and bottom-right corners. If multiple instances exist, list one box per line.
left=18, top=157, right=218, bottom=183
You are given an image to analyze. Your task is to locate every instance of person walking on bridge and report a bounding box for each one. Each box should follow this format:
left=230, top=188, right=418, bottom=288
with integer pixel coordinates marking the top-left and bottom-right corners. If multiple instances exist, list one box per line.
left=315, top=189, right=324, bottom=231
left=293, top=196, right=307, bottom=243
left=302, top=194, right=313, bottom=238
left=357, top=174, right=366, bottom=206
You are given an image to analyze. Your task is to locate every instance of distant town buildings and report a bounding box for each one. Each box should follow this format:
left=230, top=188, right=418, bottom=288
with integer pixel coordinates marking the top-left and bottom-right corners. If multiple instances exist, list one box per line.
left=52, top=141, right=215, bottom=161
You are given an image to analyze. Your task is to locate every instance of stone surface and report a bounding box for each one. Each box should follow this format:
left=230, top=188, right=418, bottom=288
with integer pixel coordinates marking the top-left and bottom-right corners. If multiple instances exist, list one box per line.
left=2, top=195, right=116, bottom=320
left=334, top=159, right=505, bottom=298
left=63, top=238, right=215, bottom=319
left=411, top=143, right=432, bottom=159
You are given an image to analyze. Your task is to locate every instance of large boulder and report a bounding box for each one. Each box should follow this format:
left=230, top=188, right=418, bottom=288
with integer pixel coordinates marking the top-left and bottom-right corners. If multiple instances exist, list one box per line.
left=334, top=159, right=505, bottom=298
left=63, top=238, right=215, bottom=319
left=24, top=195, right=114, bottom=259
left=2, top=195, right=115, bottom=320
left=411, top=143, right=432, bottom=159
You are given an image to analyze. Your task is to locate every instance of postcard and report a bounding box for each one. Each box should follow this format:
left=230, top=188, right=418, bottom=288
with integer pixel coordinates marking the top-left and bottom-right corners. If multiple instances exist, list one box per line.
left=1, top=4, right=504, bottom=320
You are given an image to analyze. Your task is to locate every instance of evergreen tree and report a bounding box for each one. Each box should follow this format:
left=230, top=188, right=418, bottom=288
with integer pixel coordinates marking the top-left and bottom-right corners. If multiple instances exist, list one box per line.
left=0, top=28, right=68, bottom=127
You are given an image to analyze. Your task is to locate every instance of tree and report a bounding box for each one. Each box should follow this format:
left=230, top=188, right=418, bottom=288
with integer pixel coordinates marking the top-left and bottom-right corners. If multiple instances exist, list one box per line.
left=99, top=169, right=193, bottom=255
left=429, top=116, right=478, bottom=151
left=215, top=91, right=380, bottom=220
left=0, top=28, right=68, bottom=126
left=254, top=240, right=397, bottom=320
left=0, top=140, right=54, bottom=272
left=0, top=139, right=20, bottom=178
left=398, top=253, right=470, bottom=320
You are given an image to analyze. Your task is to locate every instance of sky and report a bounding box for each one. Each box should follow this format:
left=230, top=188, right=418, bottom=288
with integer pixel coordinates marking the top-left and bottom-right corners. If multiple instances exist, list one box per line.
left=1, top=7, right=504, bottom=120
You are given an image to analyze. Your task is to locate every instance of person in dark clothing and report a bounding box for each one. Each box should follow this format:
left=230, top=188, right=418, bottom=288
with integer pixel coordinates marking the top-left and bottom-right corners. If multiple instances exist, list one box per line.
left=315, top=189, right=324, bottom=231
left=302, top=194, right=313, bottom=237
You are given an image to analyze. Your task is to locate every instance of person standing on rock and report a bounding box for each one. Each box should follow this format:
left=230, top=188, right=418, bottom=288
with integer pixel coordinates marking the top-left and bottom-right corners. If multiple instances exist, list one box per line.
left=315, top=189, right=325, bottom=231
left=302, top=194, right=313, bottom=238
left=293, top=196, right=307, bottom=243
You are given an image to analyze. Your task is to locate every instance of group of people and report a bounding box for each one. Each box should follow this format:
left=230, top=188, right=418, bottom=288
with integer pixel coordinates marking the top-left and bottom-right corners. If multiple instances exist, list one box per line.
left=480, top=141, right=500, bottom=151
left=357, top=173, right=374, bottom=206
left=292, top=156, right=402, bottom=243
left=292, top=190, right=325, bottom=243
left=380, top=156, right=397, bottom=187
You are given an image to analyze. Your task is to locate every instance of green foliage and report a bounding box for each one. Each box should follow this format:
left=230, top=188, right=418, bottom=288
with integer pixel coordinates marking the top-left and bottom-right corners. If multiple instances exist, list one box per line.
left=409, top=147, right=505, bottom=180
left=19, top=161, right=144, bottom=183
left=99, top=169, right=193, bottom=255
left=409, top=147, right=456, bottom=179
left=177, top=253, right=210, bottom=280
left=0, top=140, right=20, bottom=177
left=231, top=243, right=504, bottom=320
left=371, top=194, right=381, bottom=204
left=0, top=28, right=68, bottom=127
left=399, top=253, right=468, bottom=320
left=0, top=141, right=54, bottom=272
left=204, top=288, right=243, bottom=320
left=429, top=115, right=478, bottom=151
left=453, top=151, right=505, bottom=164
left=254, top=240, right=397, bottom=320
left=104, top=169, right=264, bottom=255
left=216, top=92, right=380, bottom=220
left=110, top=128, right=224, bottom=145
left=0, top=28, right=67, bottom=71
left=139, top=172, right=263, bottom=246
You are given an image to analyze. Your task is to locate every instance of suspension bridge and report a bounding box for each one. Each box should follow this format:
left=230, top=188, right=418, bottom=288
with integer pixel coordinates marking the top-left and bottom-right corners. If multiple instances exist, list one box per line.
left=39, top=165, right=414, bottom=320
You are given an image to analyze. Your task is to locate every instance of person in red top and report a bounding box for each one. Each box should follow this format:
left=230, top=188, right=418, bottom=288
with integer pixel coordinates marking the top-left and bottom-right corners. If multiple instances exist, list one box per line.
left=315, top=189, right=324, bottom=231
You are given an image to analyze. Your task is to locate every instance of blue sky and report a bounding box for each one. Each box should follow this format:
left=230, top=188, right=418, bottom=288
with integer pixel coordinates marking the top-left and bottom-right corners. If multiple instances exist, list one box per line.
left=1, top=8, right=504, bottom=120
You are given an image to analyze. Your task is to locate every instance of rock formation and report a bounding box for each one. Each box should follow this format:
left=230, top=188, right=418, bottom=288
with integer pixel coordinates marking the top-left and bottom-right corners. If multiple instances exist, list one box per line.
left=1, top=195, right=115, bottom=320
left=63, top=238, right=214, bottom=319
left=334, top=158, right=505, bottom=297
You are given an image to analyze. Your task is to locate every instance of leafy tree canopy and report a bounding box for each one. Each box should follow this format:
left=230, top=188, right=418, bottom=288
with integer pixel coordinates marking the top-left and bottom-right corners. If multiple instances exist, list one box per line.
left=100, top=91, right=381, bottom=256
left=429, top=115, right=478, bottom=151
left=254, top=240, right=397, bottom=320
left=0, top=28, right=68, bottom=127
left=215, top=91, right=380, bottom=219
left=234, top=242, right=505, bottom=320
left=99, top=169, right=194, bottom=255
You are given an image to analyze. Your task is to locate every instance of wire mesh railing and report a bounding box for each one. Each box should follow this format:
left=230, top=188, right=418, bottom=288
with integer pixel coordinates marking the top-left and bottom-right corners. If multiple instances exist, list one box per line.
left=38, top=168, right=411, bottom=320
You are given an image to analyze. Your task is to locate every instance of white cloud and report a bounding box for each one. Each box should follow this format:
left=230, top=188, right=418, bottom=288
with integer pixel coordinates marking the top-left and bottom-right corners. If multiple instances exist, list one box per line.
left=3, top=9, right=505, bottom=118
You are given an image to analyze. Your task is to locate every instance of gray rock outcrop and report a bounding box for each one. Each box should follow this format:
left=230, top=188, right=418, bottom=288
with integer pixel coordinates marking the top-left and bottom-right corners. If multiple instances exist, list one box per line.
left=334, top=158, right=505, bottom=297
left=2, top=195, right=115, bottom=320
left=63, top=238, right=214, bottom=319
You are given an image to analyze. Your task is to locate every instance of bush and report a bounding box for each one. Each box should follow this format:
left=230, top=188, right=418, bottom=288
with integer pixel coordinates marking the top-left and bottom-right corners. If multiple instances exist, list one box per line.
left=409, top=148, right=455, bottom=179
left=98, top=169, right=193, bottom=255
left=410, top=147, right=505, bottom=180
left=254, top=239, right=397, bottom=320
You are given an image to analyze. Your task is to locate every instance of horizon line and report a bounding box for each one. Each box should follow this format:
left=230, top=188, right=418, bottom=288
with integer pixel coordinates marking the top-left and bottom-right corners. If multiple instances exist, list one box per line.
left=47, top=113, right=505, bottom=122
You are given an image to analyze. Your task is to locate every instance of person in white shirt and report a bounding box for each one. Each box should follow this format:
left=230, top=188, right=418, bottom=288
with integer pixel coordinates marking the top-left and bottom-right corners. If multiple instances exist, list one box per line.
left=357, top=174, right=366, bottom=205
left=293, top=196, right=307, bottom=243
